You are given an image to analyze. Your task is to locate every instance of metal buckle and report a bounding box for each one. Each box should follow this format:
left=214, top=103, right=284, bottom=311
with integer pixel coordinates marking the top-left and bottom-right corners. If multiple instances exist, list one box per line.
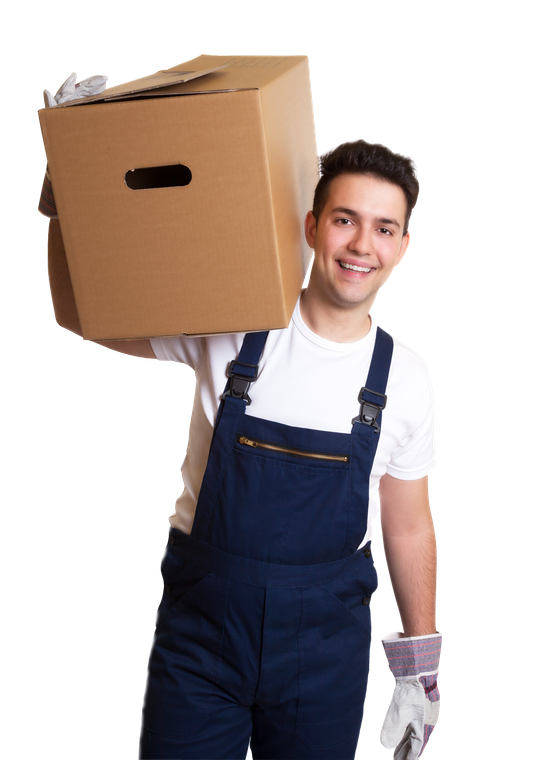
left=221, top=360, right=259, bottom=405
left=352, top=387, right=387, bottom=432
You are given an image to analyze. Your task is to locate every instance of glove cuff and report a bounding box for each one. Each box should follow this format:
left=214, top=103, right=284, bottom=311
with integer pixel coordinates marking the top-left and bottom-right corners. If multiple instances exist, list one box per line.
left=382, top=632, right=442, bottom=679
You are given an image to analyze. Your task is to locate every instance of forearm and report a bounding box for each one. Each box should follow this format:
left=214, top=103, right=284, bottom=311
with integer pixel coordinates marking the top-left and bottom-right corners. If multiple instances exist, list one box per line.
left=48, top=218, right=82, bottom=336
left=383, top=526, right=437, bottom=637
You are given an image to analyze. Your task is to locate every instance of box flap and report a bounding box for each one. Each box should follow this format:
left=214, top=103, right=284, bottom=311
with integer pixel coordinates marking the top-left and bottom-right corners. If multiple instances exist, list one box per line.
left=56, top=65, right=228, bottom=107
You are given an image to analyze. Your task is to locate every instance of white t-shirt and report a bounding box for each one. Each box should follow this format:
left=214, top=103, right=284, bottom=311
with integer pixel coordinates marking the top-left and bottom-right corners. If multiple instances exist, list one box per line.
left=151, top=297, right=435, bottom=545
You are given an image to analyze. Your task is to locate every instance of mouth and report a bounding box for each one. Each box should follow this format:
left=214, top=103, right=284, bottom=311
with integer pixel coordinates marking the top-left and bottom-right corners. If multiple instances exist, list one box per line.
left=338, top=260, right=373, bottom=274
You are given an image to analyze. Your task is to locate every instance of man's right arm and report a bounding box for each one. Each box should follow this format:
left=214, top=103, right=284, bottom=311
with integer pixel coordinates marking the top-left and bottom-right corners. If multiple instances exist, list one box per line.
left=48, top=219, right=156, bottom=359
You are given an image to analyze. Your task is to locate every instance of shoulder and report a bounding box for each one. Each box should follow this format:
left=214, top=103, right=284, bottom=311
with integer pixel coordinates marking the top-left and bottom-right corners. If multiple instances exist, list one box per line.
left=389, top=337, right=432, bottom=391
left=383, top=333, right=434, bottom=435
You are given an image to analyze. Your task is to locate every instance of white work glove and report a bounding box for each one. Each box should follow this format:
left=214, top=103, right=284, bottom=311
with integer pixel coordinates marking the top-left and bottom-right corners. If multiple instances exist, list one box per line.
left=381, top=632, right=442, bottom=759
left=43, top=72, right=108, bottom=108
left=39, top=72, right=108, bottom=217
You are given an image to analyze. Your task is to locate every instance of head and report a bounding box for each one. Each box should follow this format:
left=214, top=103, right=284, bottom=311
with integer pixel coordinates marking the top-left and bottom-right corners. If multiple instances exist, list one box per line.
left=312, top=140, right=419, bottom=236
left=303, top=143, right=419, bottom=328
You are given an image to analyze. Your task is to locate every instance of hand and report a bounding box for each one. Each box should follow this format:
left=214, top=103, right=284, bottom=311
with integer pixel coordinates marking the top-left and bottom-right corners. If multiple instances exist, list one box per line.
left=43, top=72, right=108, bottom=108
left=380, top=632, right=442, bottom=759
left=40, top=72, right=108, bottom=217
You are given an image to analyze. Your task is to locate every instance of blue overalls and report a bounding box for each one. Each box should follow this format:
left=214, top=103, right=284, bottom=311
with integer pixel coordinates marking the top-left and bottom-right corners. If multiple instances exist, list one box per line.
left=140, top=327, right=393, bottom=760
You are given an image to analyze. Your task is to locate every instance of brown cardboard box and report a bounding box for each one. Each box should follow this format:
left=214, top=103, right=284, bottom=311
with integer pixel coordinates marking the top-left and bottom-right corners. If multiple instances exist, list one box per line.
left=38, top=55, right=318, bottom=340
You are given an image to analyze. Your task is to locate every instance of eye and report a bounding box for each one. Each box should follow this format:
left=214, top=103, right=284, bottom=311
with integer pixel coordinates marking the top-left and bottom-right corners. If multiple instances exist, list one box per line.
left=378, top=227, right=393, bottom=235
left=336, top=217, right=353, bottom=225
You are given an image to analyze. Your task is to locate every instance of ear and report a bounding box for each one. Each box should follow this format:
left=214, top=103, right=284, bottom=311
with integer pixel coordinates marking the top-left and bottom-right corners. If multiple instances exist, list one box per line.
left=304, top=210, right=317, bottom=249
left=396, top=231, right=410, bottom=265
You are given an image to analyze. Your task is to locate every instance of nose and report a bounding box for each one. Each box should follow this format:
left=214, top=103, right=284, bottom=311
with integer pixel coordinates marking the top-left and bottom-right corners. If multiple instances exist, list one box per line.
left=348, top=225, right=373, bottom=257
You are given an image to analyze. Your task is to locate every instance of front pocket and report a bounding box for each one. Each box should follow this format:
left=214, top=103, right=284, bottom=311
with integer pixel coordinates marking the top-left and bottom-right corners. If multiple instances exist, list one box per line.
left=202, top=415, right=353, bottom=564
left=156, top=546, right=209, bottom=628
left=322, top=556, right=378, bottom=634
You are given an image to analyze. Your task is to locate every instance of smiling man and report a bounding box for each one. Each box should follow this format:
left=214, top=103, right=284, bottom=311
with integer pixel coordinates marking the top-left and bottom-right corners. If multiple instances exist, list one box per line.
left=140, top=140, right=442, bottom=760
left=50, top=140, right=440, bottom=760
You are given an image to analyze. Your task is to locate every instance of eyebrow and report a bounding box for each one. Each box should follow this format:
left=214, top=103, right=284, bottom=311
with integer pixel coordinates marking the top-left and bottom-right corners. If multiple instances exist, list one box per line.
left=330, top=207, right=402, bottom=230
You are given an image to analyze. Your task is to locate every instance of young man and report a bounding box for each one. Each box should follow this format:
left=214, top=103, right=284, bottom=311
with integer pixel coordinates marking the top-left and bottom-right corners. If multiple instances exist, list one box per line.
left=50, top=140, right=440, bottom=760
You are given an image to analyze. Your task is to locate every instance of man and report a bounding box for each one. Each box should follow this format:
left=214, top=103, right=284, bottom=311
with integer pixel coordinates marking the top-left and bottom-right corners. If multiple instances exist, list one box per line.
left=50, top=140, right=440, bottom=760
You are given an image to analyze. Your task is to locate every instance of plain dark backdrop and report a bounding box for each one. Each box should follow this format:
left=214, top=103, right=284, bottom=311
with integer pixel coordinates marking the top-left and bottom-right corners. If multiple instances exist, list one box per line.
left=36, top=50, right=452, bottom=760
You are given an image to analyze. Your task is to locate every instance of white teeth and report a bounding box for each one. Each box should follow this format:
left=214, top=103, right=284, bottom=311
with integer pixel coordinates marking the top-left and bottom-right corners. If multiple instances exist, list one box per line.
left=340, top=261, right=372, bottom=273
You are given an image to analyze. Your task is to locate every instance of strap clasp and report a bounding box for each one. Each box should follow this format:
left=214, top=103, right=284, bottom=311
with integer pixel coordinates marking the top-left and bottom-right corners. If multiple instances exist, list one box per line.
left=352, top=386, right=387, bottom=432
left=221, top=360, right=259, bottom=405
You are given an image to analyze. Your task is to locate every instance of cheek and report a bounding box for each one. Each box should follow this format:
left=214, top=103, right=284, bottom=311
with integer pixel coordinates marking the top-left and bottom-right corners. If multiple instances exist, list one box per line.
left=381, top=241, right=404, bottom=265
left=323, top=229, right=348, bottom=252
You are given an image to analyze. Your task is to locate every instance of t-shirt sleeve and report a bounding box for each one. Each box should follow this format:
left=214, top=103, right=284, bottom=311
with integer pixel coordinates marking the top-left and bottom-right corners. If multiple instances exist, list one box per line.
left=385, top=363, right=436, bottom=481
left=150, top=335, right=206, bottom=371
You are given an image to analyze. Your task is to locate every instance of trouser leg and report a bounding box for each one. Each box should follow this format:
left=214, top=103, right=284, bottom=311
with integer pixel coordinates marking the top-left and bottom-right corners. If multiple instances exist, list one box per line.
left=250, top=570, right=375, bottom=760
left=250, top=700, right=361, bottom=760
left=140, top=561, right=264, bottom=759
left=139, top=700, right=252, bottom=760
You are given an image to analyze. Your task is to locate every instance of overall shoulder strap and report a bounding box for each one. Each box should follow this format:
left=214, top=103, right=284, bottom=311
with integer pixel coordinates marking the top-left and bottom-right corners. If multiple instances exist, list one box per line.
left=365, top=327, right=393, bottom=394
left=235, top=331, right=270, bottom=368
left=221, top=331, right=269, bottom=405
left=353, top=327, right=394, bottom=432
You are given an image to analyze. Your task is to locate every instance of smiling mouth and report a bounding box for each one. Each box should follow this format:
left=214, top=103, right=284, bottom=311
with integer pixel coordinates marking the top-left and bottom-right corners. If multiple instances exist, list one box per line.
left=339, top=261, right=373, bottom=273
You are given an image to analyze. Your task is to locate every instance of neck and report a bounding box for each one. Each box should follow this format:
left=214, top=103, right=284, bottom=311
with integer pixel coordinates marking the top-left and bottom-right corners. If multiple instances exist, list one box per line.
left=300, top=286, right=373, bottom=343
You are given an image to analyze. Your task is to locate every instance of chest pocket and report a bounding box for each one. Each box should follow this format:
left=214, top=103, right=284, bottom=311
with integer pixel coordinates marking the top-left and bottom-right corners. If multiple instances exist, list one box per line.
left=203, top=414, right=352, bottom=565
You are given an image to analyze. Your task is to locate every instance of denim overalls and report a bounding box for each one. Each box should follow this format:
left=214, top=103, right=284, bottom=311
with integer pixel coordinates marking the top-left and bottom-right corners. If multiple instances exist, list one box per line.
left=140, top=327, right=393, bottom=760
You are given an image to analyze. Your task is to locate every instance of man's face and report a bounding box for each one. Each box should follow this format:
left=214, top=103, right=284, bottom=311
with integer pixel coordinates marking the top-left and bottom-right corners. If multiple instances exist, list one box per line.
left=305, top=173, right=410, bottom=313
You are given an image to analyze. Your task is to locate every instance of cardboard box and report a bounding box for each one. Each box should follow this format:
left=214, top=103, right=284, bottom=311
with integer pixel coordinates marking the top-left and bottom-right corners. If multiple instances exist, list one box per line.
left=38, top=55, right=318, bottom=340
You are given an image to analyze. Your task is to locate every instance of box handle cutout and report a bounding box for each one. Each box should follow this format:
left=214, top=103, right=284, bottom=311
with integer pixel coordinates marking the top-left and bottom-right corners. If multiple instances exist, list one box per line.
left=125, top=164, right=192, bottom=190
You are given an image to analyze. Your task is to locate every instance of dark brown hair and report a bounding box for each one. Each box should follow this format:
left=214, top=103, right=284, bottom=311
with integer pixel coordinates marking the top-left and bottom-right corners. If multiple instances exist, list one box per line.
left=312, top=140, right=419, bottom=235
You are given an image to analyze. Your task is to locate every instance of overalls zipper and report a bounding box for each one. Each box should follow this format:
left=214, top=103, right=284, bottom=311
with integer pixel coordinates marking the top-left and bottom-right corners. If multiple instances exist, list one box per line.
left=237, top=435, right=349, bottom=463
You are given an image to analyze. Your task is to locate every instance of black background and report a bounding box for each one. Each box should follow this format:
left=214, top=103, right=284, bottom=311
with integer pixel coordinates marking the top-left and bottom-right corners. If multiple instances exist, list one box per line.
left=35, top=50, right=452, bottom=760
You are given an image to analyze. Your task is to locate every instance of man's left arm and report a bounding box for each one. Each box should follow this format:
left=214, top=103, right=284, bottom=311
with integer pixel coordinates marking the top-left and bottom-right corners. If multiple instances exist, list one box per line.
left=378, top=473, right=441, bottom=759
left=379, top=473, right=436, bottom=636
